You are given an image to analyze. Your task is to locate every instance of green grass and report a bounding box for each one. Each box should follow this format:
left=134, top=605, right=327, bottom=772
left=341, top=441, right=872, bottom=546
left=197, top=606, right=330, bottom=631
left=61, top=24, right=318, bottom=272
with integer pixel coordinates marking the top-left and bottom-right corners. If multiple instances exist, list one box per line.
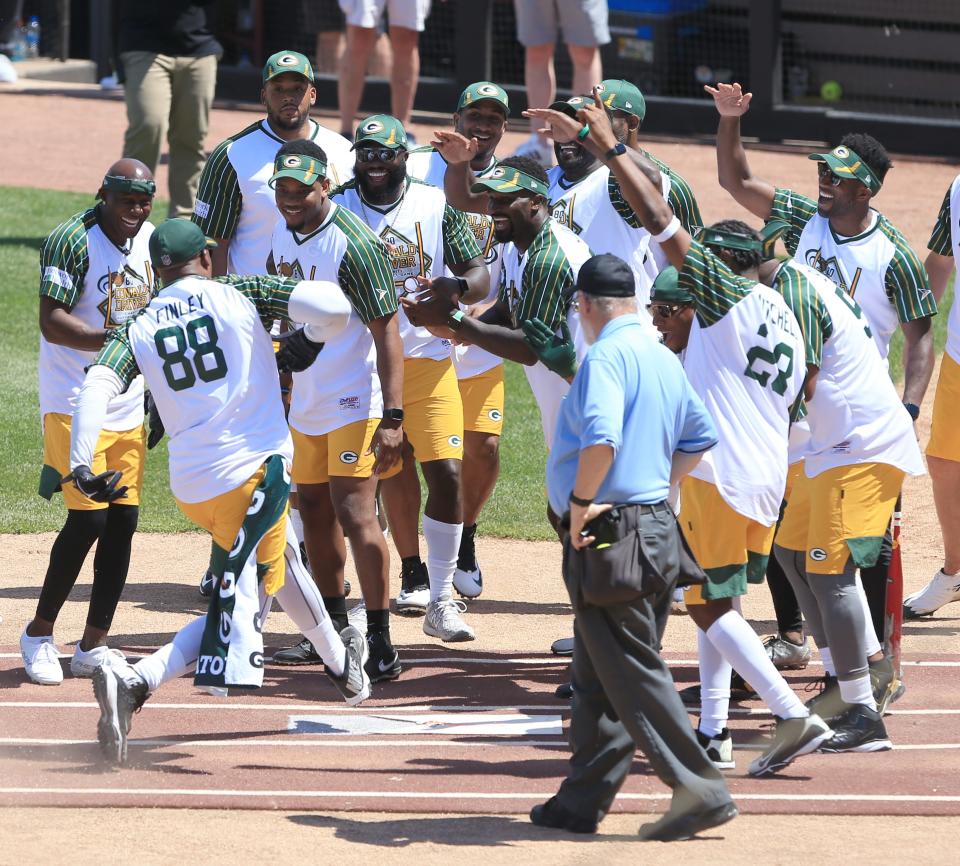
left=0, top=184, right=952, bottom=538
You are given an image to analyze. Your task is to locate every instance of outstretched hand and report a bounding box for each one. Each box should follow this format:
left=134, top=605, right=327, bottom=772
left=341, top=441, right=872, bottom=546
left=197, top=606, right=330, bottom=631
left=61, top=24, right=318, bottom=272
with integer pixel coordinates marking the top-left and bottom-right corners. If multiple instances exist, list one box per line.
left=430, top=130, right=478, bottom=165
left=704, top=82, right=753, bottom=117
left=66, top=465, right=128, bottom=503
left=523, top=87, right=619, bottom=158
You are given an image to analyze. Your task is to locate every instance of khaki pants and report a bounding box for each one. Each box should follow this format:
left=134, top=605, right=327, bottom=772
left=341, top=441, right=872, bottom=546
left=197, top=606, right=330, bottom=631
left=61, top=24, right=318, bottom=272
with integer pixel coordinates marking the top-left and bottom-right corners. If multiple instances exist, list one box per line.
left=121, top=51, right=218, bottom=218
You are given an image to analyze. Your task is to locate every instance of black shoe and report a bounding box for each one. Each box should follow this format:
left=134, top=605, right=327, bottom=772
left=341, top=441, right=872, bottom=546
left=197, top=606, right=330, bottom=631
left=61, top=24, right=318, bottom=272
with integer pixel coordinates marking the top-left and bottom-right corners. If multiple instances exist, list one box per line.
left=819, top=703, right=892, bottom=753
left=695, top=726, right=735, bottom=769
left=199, top=570, right=216, bottom=598
left=638, top=801, right=738, bottom=841
left=679, top=672, right=755, bottom=706
left=365, top=631, right=401, bottom=683
left=554, top=682, right=573, bottom=700
left=551, top=636, right=574, bottom=656
left=271, top=637, right=321, bottom=666
left=395, top=561, right=430, bottom=615
left=803, top=673, right=846, bottom=725
left=530, top=796, right=597, bottom=834
left=869, top=657, right=900, bottom=714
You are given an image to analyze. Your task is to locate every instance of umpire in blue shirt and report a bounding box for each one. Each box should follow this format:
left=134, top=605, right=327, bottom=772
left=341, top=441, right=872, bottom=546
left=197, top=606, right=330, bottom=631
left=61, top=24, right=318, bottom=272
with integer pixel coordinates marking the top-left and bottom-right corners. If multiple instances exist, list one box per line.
left=532, top=254, right=737, bottom=841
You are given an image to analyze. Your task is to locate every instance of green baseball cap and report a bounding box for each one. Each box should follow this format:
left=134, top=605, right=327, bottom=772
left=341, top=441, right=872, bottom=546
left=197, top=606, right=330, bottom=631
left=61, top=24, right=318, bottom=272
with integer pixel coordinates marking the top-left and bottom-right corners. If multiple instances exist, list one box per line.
left=353, top=114, right=410, bottom=150
left=597, top=79, right=646, bottom=122
left=457, top=81, right=509, bottom=115
left=649, top=266, right=694, bottom=305
left=149, top=219, right=217, bottom=268
left=470, top=164, right=549, bottom=197
left=269, top=152, right=327, bottom=188
left=547, top=94, right=603, bottom=119
left=262, top=50, right=314, bottom=84
left=808, top=145, right=881, bottom=193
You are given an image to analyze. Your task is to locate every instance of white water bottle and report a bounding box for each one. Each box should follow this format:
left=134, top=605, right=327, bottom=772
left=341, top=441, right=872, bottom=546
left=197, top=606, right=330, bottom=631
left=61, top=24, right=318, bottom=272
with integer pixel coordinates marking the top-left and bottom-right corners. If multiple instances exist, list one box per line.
left=26, top=16, right=41, bottom=59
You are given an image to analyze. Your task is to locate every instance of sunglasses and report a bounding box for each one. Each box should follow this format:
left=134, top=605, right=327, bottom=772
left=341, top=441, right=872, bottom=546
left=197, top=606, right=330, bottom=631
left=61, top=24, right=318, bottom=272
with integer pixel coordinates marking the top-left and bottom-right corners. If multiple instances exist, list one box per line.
left=356, top=147, right=402, bottom=163
left=646, top=303, right=686, bottom=319
left=816, top=164, right=844, bottom=187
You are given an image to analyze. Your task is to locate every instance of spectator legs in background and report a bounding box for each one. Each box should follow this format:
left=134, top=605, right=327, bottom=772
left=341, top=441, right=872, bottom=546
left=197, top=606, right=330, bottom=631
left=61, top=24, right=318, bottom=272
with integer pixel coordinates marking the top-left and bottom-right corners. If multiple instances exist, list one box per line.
left=523, top=42, right=556, bottom=139
left=166, top=54, right=217, bottom=218
left=339, top=25, right=379, bottom=137
left=121, top=50, right=169, bottom=179
left=388, top=25, right=419, bottom=130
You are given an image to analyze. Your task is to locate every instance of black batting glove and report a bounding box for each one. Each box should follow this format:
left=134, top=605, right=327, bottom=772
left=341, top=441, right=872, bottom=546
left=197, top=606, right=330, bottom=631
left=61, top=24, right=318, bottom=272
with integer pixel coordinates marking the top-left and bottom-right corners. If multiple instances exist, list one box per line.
left=66, top=465, right=128, bottom=503
left=275, top=327, right=325, bottom=374
left=144, top=390, right=166, bottom=450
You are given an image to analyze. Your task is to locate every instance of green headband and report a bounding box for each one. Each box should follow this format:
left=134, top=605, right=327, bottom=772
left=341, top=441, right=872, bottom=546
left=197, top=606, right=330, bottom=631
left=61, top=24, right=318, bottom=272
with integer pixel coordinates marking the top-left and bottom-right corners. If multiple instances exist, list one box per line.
left=102, top=174, right=156, bottom=196
left=697, top=226, right=764, bottom=254
left=470, top=165, right=548, bottom=196
left=808, top=145, right=882, bottom=193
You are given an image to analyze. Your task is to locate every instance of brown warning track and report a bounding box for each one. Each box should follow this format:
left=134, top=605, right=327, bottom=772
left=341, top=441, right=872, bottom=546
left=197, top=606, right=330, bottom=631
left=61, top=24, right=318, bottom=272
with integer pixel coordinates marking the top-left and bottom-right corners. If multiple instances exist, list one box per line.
left=1, top=647, right=958, bottom=816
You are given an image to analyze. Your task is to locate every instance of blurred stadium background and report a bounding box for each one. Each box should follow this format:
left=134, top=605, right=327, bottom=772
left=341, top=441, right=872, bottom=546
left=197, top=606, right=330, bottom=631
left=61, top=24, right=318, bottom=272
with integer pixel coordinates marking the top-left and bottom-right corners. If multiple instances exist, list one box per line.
left=2, top=0, right=960, bottom=156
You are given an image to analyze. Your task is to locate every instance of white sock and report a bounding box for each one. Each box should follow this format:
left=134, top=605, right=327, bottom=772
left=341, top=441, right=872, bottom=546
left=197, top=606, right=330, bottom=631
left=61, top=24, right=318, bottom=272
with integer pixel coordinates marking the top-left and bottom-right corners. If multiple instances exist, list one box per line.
left=854, top=572, right=883, bottom=657
left=423, top=514, right=463, bottom=603
left=275, top=521, right=345, bottom=677
left=820, top=646, right=836, bottom=676
left=706, top=611, right=808, bottom=720
left=697, top=627, right=731, bottom=737
left=134, top=616, right=205, bottom=691
left=838, top=673, right=877, bottom=710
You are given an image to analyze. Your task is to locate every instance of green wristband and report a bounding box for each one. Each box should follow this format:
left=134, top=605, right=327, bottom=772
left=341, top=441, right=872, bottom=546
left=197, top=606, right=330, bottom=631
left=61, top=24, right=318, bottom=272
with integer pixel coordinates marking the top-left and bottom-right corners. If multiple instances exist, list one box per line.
left=576, top=124, right=590, bottom=141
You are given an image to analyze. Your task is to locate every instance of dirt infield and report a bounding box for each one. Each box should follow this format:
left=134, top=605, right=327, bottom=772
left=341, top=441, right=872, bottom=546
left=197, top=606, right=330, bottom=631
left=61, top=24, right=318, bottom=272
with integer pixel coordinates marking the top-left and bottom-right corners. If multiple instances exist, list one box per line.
left=1, top=83, right=959, bottom=863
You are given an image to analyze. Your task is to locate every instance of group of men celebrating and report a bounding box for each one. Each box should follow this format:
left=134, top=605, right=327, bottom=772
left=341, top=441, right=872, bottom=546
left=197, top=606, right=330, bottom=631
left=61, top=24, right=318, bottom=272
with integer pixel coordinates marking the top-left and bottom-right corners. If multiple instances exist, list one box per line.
left=20, top=46, right=960, bottom=839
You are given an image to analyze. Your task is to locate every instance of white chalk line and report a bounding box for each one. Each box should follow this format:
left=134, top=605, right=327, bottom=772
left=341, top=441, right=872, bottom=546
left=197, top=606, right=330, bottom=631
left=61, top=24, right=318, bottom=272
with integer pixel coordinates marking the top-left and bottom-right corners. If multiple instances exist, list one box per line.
left=0, top=787, right=958, bottom=804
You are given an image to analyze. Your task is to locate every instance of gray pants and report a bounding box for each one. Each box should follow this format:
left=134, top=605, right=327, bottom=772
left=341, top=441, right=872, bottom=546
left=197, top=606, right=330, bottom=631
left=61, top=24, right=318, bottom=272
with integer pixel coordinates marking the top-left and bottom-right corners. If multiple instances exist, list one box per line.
left=773, top=544, right=869, bottom=685
left=557, top=505, right=731, bottom=824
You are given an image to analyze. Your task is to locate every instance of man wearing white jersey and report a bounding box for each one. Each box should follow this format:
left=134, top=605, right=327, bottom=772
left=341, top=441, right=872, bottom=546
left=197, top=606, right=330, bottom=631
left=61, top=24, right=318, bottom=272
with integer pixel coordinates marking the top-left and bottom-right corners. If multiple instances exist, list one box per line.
left=22, top=160, right=156, bottom=687
left=192, top=50, right=354, bottom=276
left=905, top=176, right=960, bottom=618
left=69, top=219, right=370, bottom=766
left=768, top=254, right=925, bottom=753
left=527, top=92, right=833, bottom=777
left=266, top=139, right=406, bottom=683
left=410, top=81, right=511, bottom=599
left=708, top=82, right=936, bottom=645
left=336, top=115, right=489, bottom=640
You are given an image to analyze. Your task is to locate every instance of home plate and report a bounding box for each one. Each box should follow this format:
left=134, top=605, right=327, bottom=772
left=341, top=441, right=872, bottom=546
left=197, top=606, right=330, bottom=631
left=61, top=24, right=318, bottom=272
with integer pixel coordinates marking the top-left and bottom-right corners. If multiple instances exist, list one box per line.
left=287, top=713, right=563, bottom=737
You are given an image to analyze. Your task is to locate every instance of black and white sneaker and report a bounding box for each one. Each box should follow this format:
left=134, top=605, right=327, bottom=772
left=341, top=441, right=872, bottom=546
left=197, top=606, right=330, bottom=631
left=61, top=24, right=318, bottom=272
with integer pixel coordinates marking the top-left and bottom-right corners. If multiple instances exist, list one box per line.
left=748, top=714, right=833, bottom=777
left=696, top=727, right=736, bottom=770
left=364, top=632, right=401, bottom=683
left=869, top=657, right=901, bottom=715
left=803, top=673, right=846, bottom=725
left=199, top=570, right=216, bottom=598
left=328, top=626, right=371, bottom=706
left=453, top=524, right=483, bottom=599
left=271, top=637, right=321, bottom=666
left=395, top=561, right=430, bottom=615
left=819, top=703, right=892, bottom=753
left=92, top=661, right=150, bottom=765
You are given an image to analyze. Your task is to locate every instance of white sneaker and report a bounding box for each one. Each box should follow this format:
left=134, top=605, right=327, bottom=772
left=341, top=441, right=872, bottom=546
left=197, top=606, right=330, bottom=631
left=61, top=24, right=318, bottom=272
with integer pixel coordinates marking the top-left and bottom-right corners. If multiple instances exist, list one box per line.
left=20, top=630, right=63, bottom=685
left=453, top=565, right=483, bottom=599
left=903, top=570, right=960, bottom=618
left=695, top=727, right=735, bottom=770
left=92, top=660, right=150, bottom=765
left=511, top=132, right=554, bottom=168
left=347, top=597, right=368, bottom=632
left=70, top=645, right=127, bottom=678
left=423, top=598, right=475, bottom=642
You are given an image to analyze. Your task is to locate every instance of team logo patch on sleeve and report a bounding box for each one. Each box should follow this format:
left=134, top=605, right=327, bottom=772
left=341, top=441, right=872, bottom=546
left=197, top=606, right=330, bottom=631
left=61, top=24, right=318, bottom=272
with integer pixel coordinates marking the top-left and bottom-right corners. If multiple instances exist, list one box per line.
left=193, top=200, right=210, bottom=219
left=339, top=451, right=360, bottom=464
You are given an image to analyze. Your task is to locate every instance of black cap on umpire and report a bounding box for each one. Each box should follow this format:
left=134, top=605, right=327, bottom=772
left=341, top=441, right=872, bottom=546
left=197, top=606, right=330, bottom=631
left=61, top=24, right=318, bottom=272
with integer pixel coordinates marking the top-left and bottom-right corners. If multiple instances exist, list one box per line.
left=576, top=254, right=636, bottom=298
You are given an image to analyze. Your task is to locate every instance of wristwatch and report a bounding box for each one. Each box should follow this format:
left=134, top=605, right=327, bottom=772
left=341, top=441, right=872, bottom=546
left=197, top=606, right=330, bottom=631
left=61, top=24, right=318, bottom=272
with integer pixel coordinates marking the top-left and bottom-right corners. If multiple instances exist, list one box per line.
left=382, top=408, right=404, bottom=424
left=604, top=142, right=627, bottom=161
left=448, top=309, right=466, bottom=330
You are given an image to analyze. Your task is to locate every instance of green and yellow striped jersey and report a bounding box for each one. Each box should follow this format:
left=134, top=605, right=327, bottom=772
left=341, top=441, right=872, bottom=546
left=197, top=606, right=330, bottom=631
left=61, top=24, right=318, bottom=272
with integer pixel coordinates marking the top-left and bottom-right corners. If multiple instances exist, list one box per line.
left=39, top=208, right=99, bottom=306
left=928, top=184, right=952, bottom=256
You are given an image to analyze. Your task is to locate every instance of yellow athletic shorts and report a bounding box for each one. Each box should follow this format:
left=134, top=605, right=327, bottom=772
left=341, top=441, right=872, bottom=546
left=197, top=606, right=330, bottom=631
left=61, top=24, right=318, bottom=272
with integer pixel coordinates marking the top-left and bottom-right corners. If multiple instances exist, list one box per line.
left=927, top=351, right=960, bottom=462
left=680, top=476, right=776, bottom=603
left=176, top=463, right=288, bottom=595
left=290, top=417, right=381, bottom=485
left=381, top=357, right=464, bottom=478
left=459, top=364, right=505, bottom=435
left=777, top=461, right=903, bottom=574
left=39, top=413, right=145, bottom=511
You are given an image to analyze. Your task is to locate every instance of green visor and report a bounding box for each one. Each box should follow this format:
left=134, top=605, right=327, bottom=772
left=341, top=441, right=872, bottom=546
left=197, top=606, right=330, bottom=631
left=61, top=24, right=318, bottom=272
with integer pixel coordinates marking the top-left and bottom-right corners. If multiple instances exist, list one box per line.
left=650, top=266, right=694, bottom=304
left=458, top=81, right=509, bottom=115
left=696, top=225, right=764, bottom=254
left=808, top=145, right=881, bottom=193
left=102, top=174, right=156, bottom=196
left=597, top=79, right=646, bottom=121
left=149, top=219, right=217, bottom=268
left=269, top=153, right=327, bottom=187
left=470, top=165, right=549, bottom=197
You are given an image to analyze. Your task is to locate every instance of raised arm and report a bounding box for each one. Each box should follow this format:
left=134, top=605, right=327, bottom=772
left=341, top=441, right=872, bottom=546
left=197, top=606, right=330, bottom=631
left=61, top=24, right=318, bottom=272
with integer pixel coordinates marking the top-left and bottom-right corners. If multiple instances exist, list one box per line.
left=704, top=82, right=776, bottom=220
left=434, top=130, right=488, bottom=214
